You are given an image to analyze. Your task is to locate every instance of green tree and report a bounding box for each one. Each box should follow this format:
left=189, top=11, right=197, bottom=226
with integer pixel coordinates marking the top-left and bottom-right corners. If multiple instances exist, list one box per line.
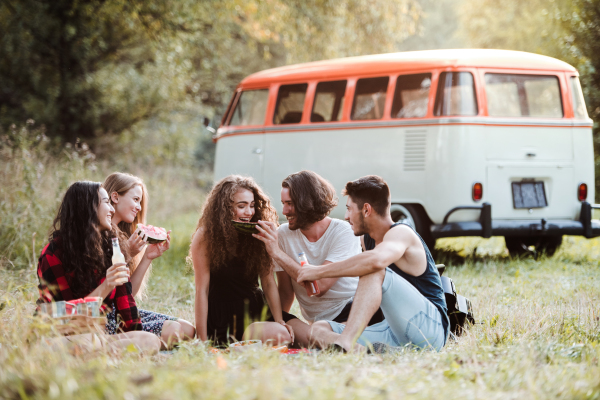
left=0, top=0, right=420, bottom=142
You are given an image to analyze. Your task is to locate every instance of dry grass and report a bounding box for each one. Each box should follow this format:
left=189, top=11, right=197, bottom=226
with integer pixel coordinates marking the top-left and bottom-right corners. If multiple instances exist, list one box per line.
left=1, top=125, right=599, bottom=399
left=1, top=236, right=598, bottom=399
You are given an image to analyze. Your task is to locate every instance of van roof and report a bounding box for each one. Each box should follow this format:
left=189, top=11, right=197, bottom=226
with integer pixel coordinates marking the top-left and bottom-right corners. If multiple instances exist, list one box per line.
left=240, top=49, right=577, bottom=88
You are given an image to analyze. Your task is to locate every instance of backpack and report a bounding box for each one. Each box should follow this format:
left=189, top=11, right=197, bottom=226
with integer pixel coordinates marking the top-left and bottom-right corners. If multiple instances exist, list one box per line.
left=437, top=264, right=475, bottom=336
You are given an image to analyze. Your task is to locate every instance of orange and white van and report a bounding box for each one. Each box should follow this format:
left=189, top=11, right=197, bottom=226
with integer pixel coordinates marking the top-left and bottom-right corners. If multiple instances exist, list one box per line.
left=213, top=49, right=599, bottom=255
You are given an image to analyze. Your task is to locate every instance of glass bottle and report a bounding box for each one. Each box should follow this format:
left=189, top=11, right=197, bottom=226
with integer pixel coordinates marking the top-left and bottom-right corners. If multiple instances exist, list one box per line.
left=297, top=252, right=320, bottom=296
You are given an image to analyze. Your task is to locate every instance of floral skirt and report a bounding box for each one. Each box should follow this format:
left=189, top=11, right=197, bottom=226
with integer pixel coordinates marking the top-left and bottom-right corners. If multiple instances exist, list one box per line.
left=106, top=308, right=178, bottom=337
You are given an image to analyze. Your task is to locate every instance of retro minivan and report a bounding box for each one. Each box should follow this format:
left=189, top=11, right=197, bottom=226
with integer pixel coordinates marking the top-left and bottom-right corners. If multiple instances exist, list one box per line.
left=213, top=49, right=600, bottom=255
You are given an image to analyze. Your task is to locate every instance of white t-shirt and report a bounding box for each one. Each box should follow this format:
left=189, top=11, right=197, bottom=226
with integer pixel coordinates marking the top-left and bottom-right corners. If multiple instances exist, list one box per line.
left=274, top=218, right=361, bottom=322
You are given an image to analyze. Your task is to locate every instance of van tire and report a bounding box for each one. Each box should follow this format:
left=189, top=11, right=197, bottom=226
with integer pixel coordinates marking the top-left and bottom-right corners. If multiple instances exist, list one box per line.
left=505, top=235, right=562, bottom=257
left=390, top=204, right=436, bottom=251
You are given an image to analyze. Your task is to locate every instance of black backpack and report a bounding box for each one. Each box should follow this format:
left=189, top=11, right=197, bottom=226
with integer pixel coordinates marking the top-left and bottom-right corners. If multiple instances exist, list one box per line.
left=437, top=264, right=475, bottom=336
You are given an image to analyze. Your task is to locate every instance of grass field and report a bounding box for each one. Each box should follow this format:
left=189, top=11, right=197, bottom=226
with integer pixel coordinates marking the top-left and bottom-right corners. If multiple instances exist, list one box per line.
left=0, top=234, right=598, bottom=399
left=1, top=127, right=599, bottom=399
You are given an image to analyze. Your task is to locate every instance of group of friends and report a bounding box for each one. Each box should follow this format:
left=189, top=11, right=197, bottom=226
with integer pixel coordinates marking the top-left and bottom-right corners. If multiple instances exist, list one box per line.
left=36, top=170, right=449, bottom=355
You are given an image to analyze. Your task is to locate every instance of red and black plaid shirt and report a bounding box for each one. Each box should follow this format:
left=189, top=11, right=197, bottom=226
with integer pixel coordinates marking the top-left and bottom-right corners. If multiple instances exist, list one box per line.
left=36, top=237, right=142, bottom=332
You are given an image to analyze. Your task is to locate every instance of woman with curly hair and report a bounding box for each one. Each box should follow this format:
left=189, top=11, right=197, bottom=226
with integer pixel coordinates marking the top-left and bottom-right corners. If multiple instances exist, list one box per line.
left=103, top=172, right=195, bottom=348
left=36, top=181, right=161, bottom=353
left=190, top=175, right=293, bottom=344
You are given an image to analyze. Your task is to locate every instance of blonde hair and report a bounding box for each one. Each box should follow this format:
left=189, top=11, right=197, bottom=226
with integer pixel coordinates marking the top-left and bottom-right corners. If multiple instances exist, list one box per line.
left=102, top=172, right=150, bottom=298
left=103, top=172, right=148, bottom=234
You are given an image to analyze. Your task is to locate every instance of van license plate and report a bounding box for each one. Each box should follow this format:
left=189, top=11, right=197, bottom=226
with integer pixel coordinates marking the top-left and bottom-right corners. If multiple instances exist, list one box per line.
left=512, top=181, right=547, bottom=209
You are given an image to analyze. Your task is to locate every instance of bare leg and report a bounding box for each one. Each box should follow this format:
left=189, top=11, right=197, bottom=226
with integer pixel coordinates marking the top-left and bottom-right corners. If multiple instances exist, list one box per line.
left=336, top=269, right=385, bottom=351
left=242, top=322, right=291, bottom=346
left=161, top=319, right=196, bottom=349
left=308, top=321, right=341, bottom=349
left=49, top=331, right=161, bottom=355
left=108, top=331, right=161, bottom=354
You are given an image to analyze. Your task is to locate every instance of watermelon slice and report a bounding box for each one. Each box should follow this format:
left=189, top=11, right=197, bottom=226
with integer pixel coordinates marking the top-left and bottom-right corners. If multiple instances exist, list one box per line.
left=231, top=220, right=259, bottom=235
left=137, top=223, right=168, bottom=244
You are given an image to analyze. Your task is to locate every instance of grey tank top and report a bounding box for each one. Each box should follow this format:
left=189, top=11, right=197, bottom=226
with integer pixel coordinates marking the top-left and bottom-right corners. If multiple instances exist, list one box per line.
left=363, top=222, right=449, bottom=336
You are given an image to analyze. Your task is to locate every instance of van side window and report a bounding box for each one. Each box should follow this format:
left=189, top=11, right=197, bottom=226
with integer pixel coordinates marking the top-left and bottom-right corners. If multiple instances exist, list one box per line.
left=228, top=89, right=269, bottom=126
left=434, top=72, right=478, bottom=116
left=392, top=73, right=432, bottom=118
left=351, top=77, right=389, bottom=120
left=274, top=84, right=308, bottom=124
left=485, top=74, right=563, bottom=117
left=570, top=76, right=589, bottom=119
left=312, top=80, right=347, bottom=122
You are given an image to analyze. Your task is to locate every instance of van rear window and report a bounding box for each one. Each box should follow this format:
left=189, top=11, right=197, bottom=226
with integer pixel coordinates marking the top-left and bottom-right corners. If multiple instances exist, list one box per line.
left=570, top=77, right=588, bottom=119
left=228, top=90, right=269, bottom=126
left=274, top=84, right=308, bottom=124
left=351, top=77, right=389, bottom=120
left=312, top=80, right=347, bottom=122
left=484, top=74, right=563, bottom=117
left=392, top=73, right=431, bottom=118
left=434, top=72, right=478, bottom=116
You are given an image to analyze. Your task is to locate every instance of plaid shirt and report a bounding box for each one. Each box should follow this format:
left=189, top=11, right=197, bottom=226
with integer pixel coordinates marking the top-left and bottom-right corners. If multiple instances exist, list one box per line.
left=36, top=237, right=142, bottom=332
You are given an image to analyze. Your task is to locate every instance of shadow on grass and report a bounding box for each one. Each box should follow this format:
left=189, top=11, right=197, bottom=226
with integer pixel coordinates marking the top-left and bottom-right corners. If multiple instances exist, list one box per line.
left=431, top=247, right=511, bottom=267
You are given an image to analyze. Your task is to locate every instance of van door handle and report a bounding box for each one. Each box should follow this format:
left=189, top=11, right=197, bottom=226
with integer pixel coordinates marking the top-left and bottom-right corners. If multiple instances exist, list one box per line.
left=526, top=152, right=536, bottom=157
left=252, top=148, right=263, bottom=154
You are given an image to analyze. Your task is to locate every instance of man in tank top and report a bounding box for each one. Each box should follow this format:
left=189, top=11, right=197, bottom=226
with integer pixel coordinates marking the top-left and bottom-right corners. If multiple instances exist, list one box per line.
left=253, top=171, right=383, bottom=347
left=297, top=175, right=450, bottom=352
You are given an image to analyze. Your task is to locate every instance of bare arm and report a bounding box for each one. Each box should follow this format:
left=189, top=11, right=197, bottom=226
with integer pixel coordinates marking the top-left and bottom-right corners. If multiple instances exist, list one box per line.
left=129, top=256, right=151, bottom=297
left=88, top=263, right=130, bottom=299
left=261, top=271, right=284, bottom=323
left=276, top=271, right=295, bottom=312
left=253, top=221, right=338, bottom=295
left=297, top=226, right=411, bottom=282
left=191, top=229, right=210, bottom=341
left=130, top=231, right=171, bottom=297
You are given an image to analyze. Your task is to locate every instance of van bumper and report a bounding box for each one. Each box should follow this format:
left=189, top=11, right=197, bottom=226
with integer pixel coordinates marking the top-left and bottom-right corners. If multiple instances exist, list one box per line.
left=431, top=201, right=600, bottom=239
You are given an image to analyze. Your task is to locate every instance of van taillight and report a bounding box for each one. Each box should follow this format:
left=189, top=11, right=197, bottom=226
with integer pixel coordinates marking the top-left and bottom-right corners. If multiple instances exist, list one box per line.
left=578, top=183, right=588, bottom=201
left=472, top=182, right=483, bottom=201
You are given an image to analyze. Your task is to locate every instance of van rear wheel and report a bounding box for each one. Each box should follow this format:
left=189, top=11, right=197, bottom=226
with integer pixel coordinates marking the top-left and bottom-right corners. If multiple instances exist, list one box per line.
left=505, top=235, right=562, bottom=257
left=390, top=204, right=436, bottom=251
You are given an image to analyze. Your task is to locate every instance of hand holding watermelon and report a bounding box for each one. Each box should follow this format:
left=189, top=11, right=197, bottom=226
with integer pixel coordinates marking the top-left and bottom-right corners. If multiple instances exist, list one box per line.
left=137, top=224, right=171, bottom=261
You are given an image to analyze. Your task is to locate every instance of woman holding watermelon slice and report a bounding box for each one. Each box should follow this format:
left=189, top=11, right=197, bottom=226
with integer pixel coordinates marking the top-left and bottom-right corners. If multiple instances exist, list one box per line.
left=36, top=181, right=161, bottom=354
left=189, top=175, right=294, bottom=345
left=103, top=172, right=195, bottom=348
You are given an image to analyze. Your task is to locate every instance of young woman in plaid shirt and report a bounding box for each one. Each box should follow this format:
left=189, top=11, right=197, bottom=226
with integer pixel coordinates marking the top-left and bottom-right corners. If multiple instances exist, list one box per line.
left=36, top=181, right=161, bottom=353
left=103, top=172, right=195, bottom=348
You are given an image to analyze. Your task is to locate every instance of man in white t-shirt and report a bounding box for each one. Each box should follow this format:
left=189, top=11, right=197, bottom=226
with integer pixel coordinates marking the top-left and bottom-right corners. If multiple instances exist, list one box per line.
left=245, top=170, right=383, bottom=347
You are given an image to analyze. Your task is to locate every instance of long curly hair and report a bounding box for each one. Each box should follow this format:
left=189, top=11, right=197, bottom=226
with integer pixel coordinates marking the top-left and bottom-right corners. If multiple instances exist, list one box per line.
left=49, top=181, right=124, bottom=299
left=102, top=172, right=149, bottom=298
left=191, top=175, right=278, bottom=277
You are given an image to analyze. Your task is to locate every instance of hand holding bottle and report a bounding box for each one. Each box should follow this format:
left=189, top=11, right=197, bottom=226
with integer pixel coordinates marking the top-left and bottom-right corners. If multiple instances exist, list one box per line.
left=297, top=252, right=320, bottom=297
left=105, top=263, right=129, bottom=289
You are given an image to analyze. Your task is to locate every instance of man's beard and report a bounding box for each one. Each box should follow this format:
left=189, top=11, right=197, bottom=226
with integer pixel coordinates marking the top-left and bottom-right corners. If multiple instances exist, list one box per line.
left=288, top=213, right=311, bottom=231
left=352, top=214, right=368, bottom=236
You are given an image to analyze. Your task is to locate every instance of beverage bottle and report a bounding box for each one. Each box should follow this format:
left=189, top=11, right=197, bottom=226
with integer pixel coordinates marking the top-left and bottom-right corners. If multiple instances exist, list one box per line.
left=111, top=238, right=128, bottom=284
left=297, top=252, right=320, bottom=296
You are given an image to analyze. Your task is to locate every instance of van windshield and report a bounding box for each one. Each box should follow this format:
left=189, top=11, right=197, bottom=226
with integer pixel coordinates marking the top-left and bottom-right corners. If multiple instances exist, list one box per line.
left=434, top=72, right=477, bottom=116
left=484, top=74, right=563, bottom=118
left=392, top=73, right=432, bottom=118
left=228, top=89, right=269, bottom=126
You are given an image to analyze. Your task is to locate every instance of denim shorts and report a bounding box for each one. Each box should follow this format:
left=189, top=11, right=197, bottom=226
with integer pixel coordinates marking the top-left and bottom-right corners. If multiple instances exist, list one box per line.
left=326, top=268, right=447, bottom=351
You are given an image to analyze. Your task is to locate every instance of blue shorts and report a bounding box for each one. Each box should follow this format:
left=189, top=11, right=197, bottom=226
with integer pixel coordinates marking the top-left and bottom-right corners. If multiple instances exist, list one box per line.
left=326, top=268, right=448, bottom=351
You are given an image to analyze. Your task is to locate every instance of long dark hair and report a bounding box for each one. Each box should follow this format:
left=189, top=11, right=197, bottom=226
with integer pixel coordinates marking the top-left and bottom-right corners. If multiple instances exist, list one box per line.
left=49, top=181, right=114, bottom=298
left=282, top=170, right=338, bottom=228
